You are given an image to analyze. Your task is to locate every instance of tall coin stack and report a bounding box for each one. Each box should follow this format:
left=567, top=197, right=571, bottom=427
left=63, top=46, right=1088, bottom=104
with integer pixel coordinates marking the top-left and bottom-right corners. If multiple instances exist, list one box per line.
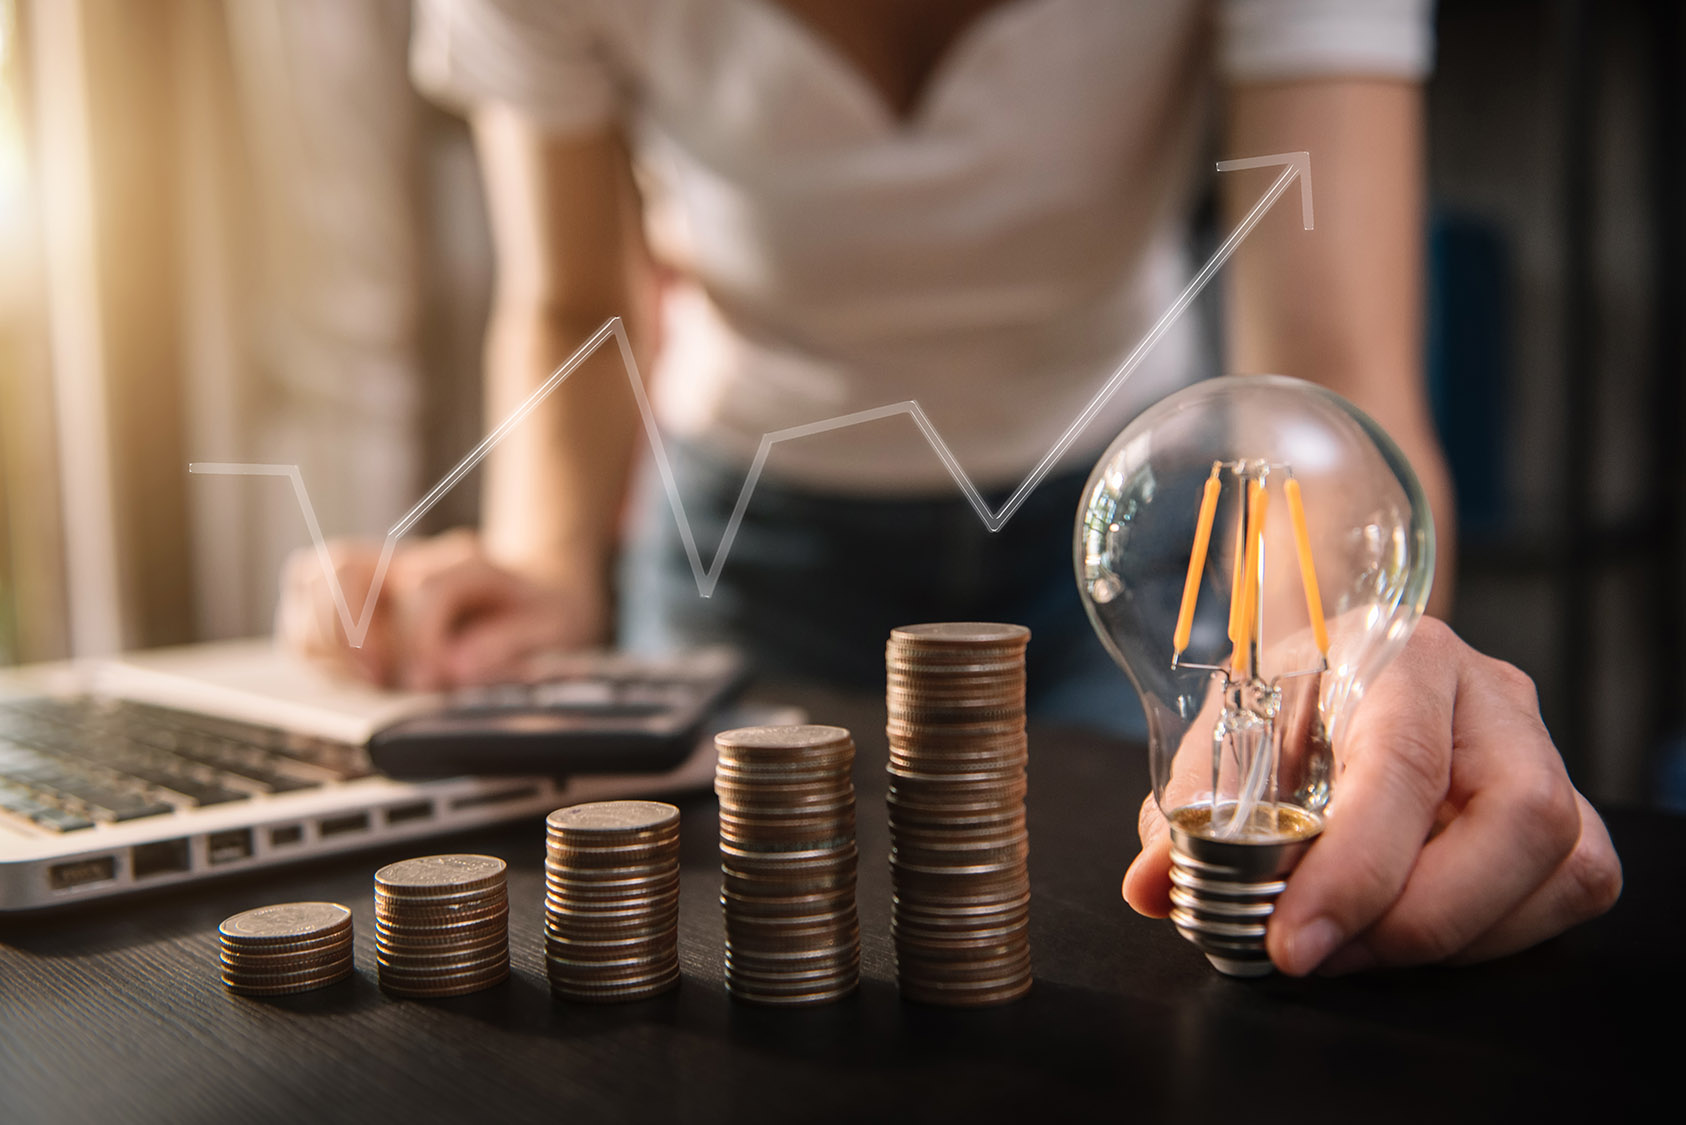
left=715, top=725, right=860, bottom=1005
left=374, top=854, right=510, bottom=998
left=886, top=622, right=1033, bottom=1006
left=219, top=901, right=354, bottom=996
left=544, top=801, right=682, bottom=1002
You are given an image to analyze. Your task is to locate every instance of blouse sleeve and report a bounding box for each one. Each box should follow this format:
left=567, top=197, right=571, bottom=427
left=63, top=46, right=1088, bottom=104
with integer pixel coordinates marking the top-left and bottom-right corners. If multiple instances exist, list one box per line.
left=410, top=0, right=620, bottom=134
left=1219, top=0, right=1437, bottom=82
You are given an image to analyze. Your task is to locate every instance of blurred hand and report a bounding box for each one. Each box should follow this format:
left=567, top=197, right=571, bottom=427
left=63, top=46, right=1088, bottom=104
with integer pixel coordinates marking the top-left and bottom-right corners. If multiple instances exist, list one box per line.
left=276, top=529, right=610, bottom=691
left=1122, top=617, right=1623, bottom=974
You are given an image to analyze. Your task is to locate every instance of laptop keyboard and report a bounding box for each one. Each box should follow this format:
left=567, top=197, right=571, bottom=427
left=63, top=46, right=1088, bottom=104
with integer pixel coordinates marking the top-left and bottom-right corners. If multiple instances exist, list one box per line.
left=0, top=697, right=372, bottom=833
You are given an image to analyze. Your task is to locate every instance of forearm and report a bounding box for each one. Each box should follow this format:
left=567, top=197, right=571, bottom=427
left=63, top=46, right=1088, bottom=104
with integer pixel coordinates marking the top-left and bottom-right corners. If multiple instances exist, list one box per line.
left=470, top=107, right=654, bottom=592
left=1223, top=79, right=1455, bottom=615
left=480, top=299, right=646, bottom=588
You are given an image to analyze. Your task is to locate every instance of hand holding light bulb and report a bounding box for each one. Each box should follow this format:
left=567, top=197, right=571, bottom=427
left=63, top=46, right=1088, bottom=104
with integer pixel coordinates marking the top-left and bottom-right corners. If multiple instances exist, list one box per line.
left=1124, top=617, right=1621, bottom=975
left=1078, top=375, right=1621, bottom=976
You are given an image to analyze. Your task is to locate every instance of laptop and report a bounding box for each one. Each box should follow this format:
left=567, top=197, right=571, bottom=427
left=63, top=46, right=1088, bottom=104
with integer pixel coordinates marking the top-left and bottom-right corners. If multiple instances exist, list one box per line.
left=0, top=640, right=777, bottom=912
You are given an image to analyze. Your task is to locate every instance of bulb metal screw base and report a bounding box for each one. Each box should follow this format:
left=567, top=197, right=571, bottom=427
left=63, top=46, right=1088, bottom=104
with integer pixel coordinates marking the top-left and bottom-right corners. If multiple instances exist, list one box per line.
left=1166, top=807, right=1320, bottom=978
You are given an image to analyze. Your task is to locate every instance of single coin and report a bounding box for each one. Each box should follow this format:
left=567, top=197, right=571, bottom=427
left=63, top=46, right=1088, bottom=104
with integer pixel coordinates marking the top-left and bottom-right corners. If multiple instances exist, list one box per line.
left=890, top=622, right=1030, bottom=646
left=219, top=902, right=351, bottom=945
left=539, top=819, right=671, bottom=843
left=374, top=855, right=506, bottom=893
left=547, top=801, right=680, bottom=835
left=714, top=725, right=853, bottom=751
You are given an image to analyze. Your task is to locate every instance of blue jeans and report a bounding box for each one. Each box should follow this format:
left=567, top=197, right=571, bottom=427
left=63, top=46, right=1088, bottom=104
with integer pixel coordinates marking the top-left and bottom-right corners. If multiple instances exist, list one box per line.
left=617, top=442, right=1145, bottom=737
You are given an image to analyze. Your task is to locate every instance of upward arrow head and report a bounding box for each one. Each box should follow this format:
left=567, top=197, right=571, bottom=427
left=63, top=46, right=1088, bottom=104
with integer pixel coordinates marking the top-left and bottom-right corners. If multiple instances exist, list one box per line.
left=1214, top=151, right=1314, bottom=231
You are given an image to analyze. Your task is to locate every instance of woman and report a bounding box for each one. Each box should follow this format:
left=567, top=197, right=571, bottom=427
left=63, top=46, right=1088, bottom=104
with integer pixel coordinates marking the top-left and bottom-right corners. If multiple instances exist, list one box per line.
left=282, top=0, right=1618, bottom=974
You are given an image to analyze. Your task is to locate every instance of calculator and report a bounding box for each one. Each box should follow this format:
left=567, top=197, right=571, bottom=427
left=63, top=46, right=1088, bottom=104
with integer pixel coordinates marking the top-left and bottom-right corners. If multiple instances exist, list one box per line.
left=367, top=648, right=750, bottom=779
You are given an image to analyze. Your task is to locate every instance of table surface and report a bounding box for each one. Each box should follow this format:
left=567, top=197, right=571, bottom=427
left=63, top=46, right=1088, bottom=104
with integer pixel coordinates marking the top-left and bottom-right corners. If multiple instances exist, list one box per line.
left=1, top=686, right=1677, bottom=1123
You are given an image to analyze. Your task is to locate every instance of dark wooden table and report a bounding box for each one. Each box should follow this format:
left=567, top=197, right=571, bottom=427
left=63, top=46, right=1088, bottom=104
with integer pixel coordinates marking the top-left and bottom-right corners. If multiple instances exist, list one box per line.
left=1, top=689, right=1676, bottom=1123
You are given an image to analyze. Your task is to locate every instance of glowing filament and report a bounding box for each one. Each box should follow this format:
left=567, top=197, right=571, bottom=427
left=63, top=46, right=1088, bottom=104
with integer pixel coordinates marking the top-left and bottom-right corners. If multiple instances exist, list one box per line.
left=1232, top=480, right=1269, bottom=676
left=1173, top=466, right=1223, bottom=656
left=1285, top=478, right=1329, bottom=658
left=1227, top=486, right=1250, bottom=650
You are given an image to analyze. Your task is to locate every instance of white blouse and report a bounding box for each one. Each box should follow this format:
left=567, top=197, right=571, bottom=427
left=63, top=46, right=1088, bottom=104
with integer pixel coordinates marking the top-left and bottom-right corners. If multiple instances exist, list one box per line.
left=414, top=0, right=1433, bottom=494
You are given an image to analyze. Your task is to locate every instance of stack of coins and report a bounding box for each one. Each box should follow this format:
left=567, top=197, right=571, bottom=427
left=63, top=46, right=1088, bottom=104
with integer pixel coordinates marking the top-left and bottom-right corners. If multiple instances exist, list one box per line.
left=544, top=801, right=682, bottom=1002
left=218, top=901, right=354, bottom=996
left=374, top=854, right=509, bottom=998
left=886, top=622, right=1033, bottom=1006
left=715, top=725, right=860, bottom=1005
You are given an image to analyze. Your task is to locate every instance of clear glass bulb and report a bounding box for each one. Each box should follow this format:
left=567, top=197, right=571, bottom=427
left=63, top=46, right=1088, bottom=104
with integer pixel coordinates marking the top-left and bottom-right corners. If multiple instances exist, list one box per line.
left=1074, top=374, right=1434, bottom=975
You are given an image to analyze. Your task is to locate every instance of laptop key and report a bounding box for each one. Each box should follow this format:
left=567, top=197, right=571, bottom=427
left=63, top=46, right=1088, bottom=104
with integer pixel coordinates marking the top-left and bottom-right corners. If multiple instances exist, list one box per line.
left=126, top=768, right=249, bottom=807
left=100, top=799, right=177, bottom=822
left=251, top=773, right=321, bottom=794
left=30, top=808, right=96, bottom=832
left=159, top=776, right=249, bottom=806
left=40, top=777, right=174, bottom=821
left=0, top=786, right=52, bottom=817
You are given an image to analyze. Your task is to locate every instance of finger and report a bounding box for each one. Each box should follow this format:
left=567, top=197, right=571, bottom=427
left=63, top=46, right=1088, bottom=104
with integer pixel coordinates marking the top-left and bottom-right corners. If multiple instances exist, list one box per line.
left=278, top=545, right=394, bottom=683
left=1312, top=661, right=1580, bottom=972
left=399, top=558, right=522, bottom=690
left=389, top=528, right=480, bottom=588
left=276, top=548, right=329, bottom=657
left=444, top=611, right=574, bottom=686
left=1267, top=621, right=1459, bottom=976
left=333, top=547, right=401, bottom=686
left=1122, top=794, right=1173, bottom=917
left=1448, top=792, right=1621, bottom=964
left=323, top=546, right=396, bottom=684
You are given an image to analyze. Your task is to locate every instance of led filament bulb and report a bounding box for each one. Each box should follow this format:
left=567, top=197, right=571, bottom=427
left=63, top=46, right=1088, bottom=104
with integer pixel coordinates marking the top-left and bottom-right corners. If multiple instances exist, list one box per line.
left=1075, top=375, right=1433, bottom=976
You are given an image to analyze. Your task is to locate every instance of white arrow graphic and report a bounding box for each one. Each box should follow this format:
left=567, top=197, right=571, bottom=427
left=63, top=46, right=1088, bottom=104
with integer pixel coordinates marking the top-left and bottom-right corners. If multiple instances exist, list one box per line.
left=193, top=152, right=1313, bottom=648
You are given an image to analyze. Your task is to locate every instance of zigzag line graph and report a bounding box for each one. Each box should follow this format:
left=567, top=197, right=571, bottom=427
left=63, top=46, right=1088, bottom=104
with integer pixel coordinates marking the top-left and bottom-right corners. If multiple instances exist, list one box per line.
left=191, top=153, right=1313, bottom=649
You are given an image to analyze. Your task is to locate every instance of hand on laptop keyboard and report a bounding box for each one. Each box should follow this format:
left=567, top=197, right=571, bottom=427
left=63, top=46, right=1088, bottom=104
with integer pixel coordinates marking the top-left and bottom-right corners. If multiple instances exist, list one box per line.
left=276, top=530, right=609, bottom=692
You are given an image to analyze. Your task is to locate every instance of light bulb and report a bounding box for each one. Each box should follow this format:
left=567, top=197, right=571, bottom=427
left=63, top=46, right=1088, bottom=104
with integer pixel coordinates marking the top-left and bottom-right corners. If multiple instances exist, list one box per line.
left=1074, top=375, right=1434, bottom=976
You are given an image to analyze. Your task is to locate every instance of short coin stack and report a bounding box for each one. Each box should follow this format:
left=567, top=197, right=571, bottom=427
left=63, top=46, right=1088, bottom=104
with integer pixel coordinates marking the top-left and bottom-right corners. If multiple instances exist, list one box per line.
left=544, top=801, right=682, bottom=1002
left=886, top=622, right=1033, bottom=1006
left=218, top=901, right=354, bottom=996
left=374, top=854, right=510, bottom=998
left=715, top=725, right=860, bottom=1005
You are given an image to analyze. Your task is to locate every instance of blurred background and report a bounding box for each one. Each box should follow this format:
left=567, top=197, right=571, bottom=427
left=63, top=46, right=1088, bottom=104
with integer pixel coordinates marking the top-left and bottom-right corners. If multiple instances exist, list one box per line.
left=0, top=0, right=1680, bottom=808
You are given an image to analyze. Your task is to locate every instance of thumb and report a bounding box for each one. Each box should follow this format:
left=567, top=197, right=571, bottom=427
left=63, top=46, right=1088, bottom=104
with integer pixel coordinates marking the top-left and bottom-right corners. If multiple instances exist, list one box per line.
left=1123, top=793, right=1173, bottom=917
